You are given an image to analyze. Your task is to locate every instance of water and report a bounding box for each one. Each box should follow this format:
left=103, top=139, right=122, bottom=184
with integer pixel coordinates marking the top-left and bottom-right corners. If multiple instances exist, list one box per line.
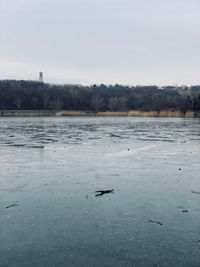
left=0, top=117, right=200, bottom=267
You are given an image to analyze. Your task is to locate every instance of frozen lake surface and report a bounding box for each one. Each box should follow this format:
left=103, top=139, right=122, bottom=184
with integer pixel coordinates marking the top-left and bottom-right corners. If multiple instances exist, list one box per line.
left=0, top=117, right=200, bottom=267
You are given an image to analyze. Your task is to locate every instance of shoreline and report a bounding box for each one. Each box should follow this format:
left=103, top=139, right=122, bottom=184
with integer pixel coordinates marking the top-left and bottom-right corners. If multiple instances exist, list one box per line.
left=0, top=110, right=199, bottom=118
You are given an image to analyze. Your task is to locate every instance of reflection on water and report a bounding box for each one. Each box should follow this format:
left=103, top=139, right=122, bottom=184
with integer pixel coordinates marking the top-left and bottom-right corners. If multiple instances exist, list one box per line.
left=0, top=117, right=200, bottom=267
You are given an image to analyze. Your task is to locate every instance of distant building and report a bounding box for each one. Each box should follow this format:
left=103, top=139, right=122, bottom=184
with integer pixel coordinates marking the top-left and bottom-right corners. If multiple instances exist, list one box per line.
left=39, top=71, right=44, bottom=82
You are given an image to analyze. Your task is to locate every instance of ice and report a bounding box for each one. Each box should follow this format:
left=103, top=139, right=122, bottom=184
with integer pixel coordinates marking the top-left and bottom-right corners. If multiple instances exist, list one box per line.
left=0, top=117, right=200, bottom=267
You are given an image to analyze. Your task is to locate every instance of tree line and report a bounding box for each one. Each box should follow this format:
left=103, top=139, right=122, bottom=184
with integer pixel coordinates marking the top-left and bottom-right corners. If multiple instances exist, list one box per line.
left=0, top=80, right=200, bottom=112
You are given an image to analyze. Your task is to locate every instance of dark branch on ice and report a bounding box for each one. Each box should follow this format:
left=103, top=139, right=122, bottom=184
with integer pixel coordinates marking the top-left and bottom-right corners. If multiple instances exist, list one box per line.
left=5, top=202, right=18, bottom=209
left=148, top=220, right=163, bottom=226
left=95, top=189, right=114, bottom=197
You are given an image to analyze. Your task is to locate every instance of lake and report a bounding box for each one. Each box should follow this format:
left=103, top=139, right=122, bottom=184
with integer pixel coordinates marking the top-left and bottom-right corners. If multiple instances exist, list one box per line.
left=0, top=117, right=200, bottom=267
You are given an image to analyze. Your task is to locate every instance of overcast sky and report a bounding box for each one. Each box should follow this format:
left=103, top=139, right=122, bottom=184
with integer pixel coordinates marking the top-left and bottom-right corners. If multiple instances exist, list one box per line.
left=0, top=0, right=200, bottom=85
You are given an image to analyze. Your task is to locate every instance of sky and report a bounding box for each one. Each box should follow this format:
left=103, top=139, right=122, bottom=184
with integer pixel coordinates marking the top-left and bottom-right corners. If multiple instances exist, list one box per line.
left=0, top=0, right=200, bottom=85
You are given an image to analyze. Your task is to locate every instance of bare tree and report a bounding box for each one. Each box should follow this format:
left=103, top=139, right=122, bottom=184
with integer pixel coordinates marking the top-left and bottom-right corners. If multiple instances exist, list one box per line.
left=14, top=96, right=22, bottom=109
left=91, top=95, right=104, bottom=112
left=53, top=97, right=63, bottom=110
left=43, top=93, right=50, bottom=109
left=108, top=97, right=119, bottom=111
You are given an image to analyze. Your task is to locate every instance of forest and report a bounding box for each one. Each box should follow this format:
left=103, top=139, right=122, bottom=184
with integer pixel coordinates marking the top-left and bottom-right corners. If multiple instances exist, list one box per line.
left=0, top=80, right=200, bottom=112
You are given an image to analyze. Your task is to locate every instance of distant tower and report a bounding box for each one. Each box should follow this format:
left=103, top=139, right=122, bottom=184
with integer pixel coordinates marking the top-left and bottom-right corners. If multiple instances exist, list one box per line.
left=39, top=71, right=44, bottom=82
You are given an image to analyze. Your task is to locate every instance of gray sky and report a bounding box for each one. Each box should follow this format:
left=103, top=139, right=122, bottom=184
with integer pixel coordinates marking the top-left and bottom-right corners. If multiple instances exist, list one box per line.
left=0, top=0, right=200, bottom=85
